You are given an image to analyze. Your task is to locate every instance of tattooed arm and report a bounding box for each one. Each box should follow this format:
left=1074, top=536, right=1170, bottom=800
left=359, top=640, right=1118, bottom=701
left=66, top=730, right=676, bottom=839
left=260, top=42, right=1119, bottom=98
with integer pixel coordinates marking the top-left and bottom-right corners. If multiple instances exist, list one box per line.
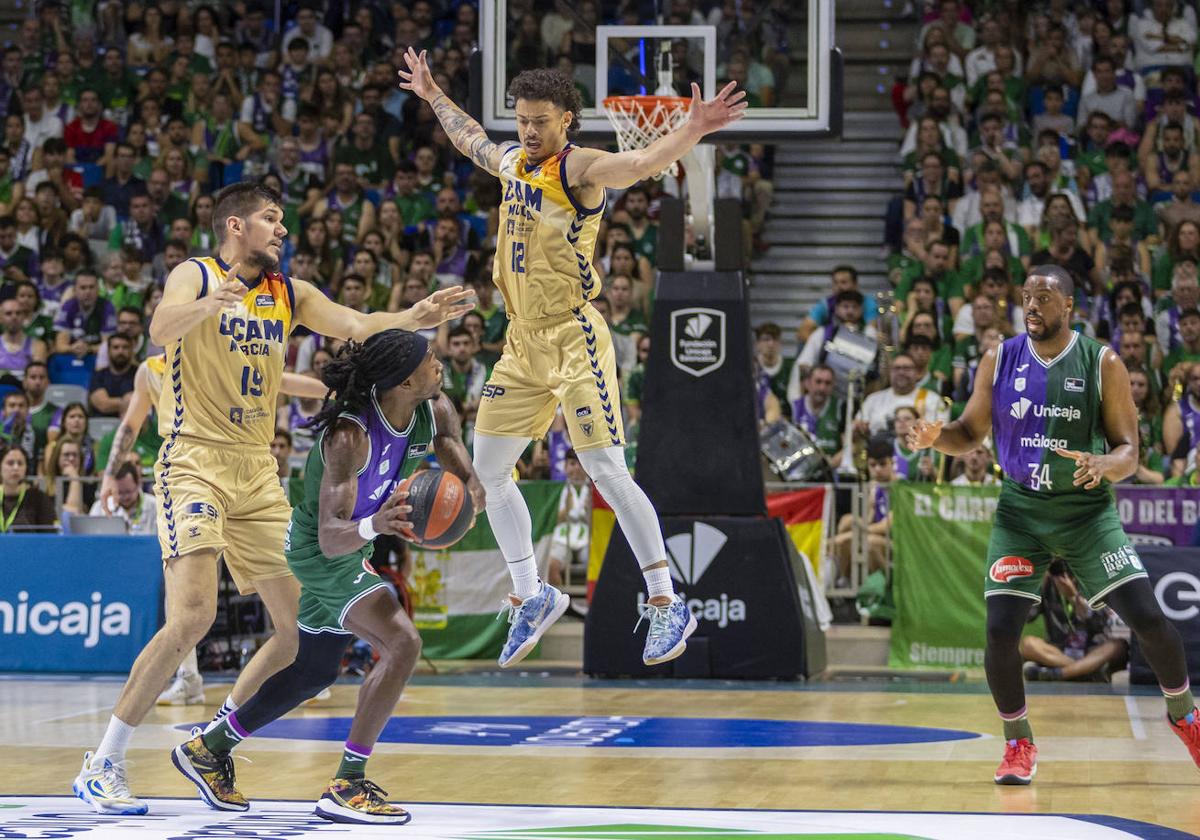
left=99, top=362, right=156, bottom=514
left=398, top=47, right=515, bottom=177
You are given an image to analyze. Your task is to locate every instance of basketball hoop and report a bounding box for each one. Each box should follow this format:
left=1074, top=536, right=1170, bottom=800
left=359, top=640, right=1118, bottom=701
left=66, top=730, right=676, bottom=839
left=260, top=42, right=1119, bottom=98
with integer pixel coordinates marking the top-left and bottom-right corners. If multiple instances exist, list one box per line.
left=602, top=95, right=691, bottom=179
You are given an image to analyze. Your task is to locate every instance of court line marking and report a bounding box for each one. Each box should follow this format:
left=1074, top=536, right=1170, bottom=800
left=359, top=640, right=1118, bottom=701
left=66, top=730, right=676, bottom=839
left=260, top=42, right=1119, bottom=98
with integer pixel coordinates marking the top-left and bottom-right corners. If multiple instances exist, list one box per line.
left=32, top=705, right=112, bottom=726
left=1123, top=695, right=1146, bottom=740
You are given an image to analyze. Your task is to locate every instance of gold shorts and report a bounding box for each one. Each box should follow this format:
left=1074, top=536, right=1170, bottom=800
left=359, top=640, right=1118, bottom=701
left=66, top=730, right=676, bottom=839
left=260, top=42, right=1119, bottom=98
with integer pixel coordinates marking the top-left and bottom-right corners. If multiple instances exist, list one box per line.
left=154, top=437, right=292, bottom=594
left=475, top=303, right=626, bottom=451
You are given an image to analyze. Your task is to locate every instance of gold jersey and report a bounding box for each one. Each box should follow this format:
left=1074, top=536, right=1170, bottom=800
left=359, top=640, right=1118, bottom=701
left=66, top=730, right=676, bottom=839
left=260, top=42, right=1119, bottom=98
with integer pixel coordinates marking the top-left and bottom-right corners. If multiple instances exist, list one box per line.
left=158, top=256, right=295, bottom=448
left=143, top=353, right=166, bottom=404
left=494, top=143, right=605, bottom=320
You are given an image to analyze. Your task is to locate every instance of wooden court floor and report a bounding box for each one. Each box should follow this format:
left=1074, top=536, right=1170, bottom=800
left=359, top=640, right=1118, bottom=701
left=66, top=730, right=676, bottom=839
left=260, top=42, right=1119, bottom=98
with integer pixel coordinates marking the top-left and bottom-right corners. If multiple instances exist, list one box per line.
left=0, top=671, right=1196, bottom=837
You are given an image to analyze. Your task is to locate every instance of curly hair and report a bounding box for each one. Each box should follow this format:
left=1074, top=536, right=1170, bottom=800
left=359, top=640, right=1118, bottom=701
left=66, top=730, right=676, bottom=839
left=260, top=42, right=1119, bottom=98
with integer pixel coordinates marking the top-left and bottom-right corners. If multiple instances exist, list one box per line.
left=507, top=69, right=583, bottom=133
left=309, top=331, right=423, bottom=437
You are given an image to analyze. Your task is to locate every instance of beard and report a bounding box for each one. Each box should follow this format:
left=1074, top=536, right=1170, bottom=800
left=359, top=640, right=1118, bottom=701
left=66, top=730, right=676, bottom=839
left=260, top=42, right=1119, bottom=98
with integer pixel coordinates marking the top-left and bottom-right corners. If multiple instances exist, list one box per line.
left=1027, top=315, right=1064, bottom=341
left=246, top=248, right=280, bottom=272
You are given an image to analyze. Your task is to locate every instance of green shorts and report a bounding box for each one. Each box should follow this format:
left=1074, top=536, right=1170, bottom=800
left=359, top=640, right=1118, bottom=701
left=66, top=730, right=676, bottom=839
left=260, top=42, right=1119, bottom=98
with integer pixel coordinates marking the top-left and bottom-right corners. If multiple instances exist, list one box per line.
left=984, top=483, right=1148, bottom=608
left=285, top=520, right=391, bottom=634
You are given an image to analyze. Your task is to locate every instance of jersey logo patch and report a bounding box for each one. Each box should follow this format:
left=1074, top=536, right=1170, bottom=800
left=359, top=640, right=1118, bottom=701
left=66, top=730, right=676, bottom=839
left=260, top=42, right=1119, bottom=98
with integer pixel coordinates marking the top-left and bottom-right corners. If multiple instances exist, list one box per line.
left=581, top=421, right=594, bottom=437
left=1014, top=377, right=1026, bottom=393
left=1010, top=398, right=1032, bottom=419
left=255, top=294, right=274, bottom=307
left=229, top=407, right=244, bottom=424
left=990, top=556, right=1035, bottom=583
left=1065, top=377, right=1085, bottom=392
left=407, top=443, right=428, bottom=458
left=575, top=407, right=591, bottom=419
left=378, top=459, right=391, bottom=476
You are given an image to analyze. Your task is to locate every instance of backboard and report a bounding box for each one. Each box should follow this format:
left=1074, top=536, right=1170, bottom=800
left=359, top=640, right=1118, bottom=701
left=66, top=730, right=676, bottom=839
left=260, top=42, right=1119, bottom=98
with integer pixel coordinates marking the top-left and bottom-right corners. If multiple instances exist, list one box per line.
left=477, top=0, right=838, bottom=142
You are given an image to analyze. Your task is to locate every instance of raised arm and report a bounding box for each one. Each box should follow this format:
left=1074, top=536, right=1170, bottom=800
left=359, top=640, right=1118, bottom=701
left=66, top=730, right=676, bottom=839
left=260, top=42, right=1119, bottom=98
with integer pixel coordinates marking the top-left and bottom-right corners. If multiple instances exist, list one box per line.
left=317, top=418, right=412, bottom=558
left=293, top=279, right=473, bottom=343
left=569, top=82, right=748, bottom=191
left=149, top=259, right=247, bottom=346
left=431, top=392, right=485, bottom=514
left=398, top=47, right=515, bottom=176
left=908, top=345, right=997, bottom=456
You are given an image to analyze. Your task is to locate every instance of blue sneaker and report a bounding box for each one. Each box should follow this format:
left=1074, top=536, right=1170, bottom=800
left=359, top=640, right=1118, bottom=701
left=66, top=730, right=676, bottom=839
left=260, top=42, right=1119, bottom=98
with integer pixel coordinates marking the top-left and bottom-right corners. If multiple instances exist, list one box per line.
left=636, top=595, right=697, bottom=665
left=497, top=582, right=570, bottom=668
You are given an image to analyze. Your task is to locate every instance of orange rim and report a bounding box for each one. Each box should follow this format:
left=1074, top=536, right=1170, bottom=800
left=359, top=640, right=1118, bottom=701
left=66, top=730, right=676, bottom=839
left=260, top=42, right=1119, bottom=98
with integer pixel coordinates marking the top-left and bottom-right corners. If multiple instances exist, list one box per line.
left=603, top=95, right=690, bottom=128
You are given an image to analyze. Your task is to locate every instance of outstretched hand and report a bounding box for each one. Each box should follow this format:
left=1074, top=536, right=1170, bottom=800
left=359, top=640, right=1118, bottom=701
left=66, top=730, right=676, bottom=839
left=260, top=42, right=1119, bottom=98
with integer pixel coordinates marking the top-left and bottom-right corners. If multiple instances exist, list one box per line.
left=397, top=47, right=441, bottom=102
left=686, top=81, right=749, bottom=136
left=408, top=285, right=475, bottom=329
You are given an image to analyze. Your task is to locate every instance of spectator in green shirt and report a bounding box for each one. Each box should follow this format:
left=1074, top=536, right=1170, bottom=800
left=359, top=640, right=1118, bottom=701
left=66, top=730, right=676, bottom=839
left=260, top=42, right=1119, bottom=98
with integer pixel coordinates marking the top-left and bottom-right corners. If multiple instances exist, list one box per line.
left=389, top=159, right=436, bottom=227
left=1152, top=219, right=1200, bottom=296
left=1162, top=309, right=1200, bottom=379
left=620, top=185, right=658, bottom=266
left=334, top=111, right=396, bottom=191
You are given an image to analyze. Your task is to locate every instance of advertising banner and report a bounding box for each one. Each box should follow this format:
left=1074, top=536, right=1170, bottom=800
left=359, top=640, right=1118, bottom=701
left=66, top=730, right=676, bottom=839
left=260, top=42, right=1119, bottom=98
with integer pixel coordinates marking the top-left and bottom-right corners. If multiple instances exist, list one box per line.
left=889, top=483, right=999, bottom=670
left=1129, top=546, right=1200, bottom=684
left=0, top=536, right=162, bottom=673
left=1114, top=487, right=1200, bottom=546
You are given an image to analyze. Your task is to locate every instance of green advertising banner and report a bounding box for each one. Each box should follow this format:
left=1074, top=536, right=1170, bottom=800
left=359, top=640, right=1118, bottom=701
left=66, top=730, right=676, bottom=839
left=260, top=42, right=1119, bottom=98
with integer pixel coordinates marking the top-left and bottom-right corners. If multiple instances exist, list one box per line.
left=888, top=483, right=1001, bottom=670
left=412, top=480, right=563, bottom=659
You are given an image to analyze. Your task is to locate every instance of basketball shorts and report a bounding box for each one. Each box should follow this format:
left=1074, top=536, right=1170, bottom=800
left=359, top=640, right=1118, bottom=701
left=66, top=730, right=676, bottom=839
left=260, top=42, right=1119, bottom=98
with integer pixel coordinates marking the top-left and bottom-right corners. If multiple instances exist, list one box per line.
left=154, top=437, right=292, bottom=594
left=475, top=303, right=626, bottom=452
left=984, top=484, right=1148, bottom=608
left=284, top=529, right=389, bottom=634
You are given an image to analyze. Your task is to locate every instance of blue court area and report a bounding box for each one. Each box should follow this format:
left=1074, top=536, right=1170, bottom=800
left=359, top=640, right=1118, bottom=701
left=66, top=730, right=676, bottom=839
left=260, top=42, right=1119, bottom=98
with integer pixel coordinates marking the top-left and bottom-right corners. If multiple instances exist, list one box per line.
left=179, top=715, right=982, bottom=748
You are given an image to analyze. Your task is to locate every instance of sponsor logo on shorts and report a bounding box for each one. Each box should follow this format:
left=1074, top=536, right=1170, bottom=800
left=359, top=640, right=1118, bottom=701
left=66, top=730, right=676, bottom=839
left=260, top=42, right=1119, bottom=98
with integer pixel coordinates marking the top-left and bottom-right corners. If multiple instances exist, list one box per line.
left=188, top=526, right=201, bottom=538
left=1101, top=545, right=1142, bottom=579
left=255, top=294, right=274, bottom=307
left=482, top=384, right=505, bottom=400
left=1065, top=377, right=1085, bottom=392
left=353, top=557, right=379, bottom=586
left=184, top=502, right=218, bottom=520
left=989, top=556, right=1035, bottom=583
left=580, top=421, right=594, bottom=437
left=575, top=407, right=591, bottom=419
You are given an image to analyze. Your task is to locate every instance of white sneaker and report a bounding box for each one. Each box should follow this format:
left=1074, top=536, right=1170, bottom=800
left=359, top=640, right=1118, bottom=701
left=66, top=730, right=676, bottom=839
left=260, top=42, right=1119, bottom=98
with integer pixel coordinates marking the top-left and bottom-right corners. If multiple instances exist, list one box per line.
left=73, top=751, right=148, bottom=815
left=157, top=673, right=205, bottom=705
left=303, top=687, right=333, bottom=705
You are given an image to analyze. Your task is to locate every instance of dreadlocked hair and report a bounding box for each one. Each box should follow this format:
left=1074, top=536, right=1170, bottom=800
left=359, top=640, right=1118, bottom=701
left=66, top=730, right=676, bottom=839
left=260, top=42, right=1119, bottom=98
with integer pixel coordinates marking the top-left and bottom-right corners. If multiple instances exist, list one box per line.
left=308, top=331, right=421, bottom=437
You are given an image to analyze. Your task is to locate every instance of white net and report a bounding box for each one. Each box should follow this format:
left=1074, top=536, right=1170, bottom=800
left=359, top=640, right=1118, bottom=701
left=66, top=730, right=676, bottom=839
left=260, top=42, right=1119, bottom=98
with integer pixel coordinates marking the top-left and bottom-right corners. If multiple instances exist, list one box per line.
left=602, top=96, right=692, bottom=179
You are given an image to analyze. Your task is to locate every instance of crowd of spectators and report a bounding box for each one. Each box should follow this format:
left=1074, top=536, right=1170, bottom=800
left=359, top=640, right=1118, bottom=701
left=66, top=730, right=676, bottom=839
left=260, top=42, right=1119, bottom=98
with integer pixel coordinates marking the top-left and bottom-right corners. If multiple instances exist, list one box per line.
left=751, top=0, right=1200, bottom=585
left=0, top=0, right=777, bottom=535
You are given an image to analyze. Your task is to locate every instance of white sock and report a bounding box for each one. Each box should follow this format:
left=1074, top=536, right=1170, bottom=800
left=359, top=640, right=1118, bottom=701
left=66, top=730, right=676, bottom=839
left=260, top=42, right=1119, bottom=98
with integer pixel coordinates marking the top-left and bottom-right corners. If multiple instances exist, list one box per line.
left=508, top=556, right=541, bottom=600
left=94, top=716, right=135, bottom=763
left=578, top=446, right=668, bottom=572
left=643, top=566, right=674, bottom=600
left=178, top=648, right=200, bottom=681
left=474, top=434, right=540, bottom=597
left=208, top=693, right=238, bottom=728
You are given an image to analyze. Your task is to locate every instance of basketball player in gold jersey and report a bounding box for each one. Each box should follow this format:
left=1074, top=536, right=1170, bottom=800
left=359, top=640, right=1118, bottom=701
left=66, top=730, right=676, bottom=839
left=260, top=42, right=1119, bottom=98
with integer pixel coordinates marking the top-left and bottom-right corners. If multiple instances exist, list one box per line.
left=96, top=353, right=327, bottom=707
left=400, top=49, right=746, bottom=667
left=74, top=182, right=472, bottom=815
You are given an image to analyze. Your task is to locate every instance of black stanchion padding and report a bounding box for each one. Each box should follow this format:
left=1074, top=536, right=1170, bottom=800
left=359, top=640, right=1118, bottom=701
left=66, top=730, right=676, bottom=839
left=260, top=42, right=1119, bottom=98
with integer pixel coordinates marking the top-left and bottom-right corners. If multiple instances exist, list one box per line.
left=637, top=271, right=764, bottom=516
left=1129, top=545, right=1200, bottom=684
left=655, top=195, right=686, bottom=273
left=583, top=516, right=824, bottom=679
left=713, top=197, right=745, bottom=272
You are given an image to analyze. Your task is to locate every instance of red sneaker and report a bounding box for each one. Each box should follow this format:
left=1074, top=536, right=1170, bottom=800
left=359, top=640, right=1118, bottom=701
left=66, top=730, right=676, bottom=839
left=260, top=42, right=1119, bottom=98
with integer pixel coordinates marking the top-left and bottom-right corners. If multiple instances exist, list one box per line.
left=994, top=738, right=1038, bottom=785
left=1169, top=708, right=1200, bottom=771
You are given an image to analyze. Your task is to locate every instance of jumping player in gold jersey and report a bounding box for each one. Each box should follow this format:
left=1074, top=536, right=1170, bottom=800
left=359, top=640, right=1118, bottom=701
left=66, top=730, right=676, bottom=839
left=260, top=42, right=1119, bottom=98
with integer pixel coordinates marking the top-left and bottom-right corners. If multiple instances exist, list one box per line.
left=399, top=48, right=746, bottom=668
left=74, top=182, right=472, bottom=815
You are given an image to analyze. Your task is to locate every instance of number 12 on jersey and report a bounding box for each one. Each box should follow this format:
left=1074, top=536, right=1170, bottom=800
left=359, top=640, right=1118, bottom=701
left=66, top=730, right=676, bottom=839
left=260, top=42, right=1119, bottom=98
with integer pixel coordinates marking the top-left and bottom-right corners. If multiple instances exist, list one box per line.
left=1028, top=462, right=1052, bottom=491
left=511, top=241, right=526, bottom=274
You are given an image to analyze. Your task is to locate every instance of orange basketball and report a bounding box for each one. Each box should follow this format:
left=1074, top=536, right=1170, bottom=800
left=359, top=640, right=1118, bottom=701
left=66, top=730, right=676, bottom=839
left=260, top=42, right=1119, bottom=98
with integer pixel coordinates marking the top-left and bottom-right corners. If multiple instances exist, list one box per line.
left=398, top=469, right=474, bottom=549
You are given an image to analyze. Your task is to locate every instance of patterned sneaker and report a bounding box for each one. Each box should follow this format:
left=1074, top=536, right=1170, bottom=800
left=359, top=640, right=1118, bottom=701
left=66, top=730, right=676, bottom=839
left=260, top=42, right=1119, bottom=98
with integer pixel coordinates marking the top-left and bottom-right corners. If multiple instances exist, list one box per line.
left=158, top=673, right=205, bottom=705
left=994, top=738, right=1038, bottom=785
left=73, top=751, right=148, bottom=815
left=314, top=778, right=412, bottom=825
left=170, top=735, right=249, bottom=811
left=636, top=594, right=697, bottom=666
left=1169, top=708, right=1200, bottom=772
left=497, top=582, right=570, bottom=669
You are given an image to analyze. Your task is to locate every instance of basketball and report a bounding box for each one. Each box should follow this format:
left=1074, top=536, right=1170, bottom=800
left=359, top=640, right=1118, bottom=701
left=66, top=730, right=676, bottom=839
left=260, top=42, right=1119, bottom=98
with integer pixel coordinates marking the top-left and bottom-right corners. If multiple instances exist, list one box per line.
left=398, top=469, right=474, bottom=549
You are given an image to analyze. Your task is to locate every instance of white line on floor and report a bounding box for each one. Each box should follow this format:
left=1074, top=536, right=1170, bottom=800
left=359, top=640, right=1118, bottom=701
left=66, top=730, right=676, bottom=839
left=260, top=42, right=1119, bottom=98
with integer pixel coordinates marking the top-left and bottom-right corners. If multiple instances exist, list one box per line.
left=1124, top=695, right=1146, bottom=740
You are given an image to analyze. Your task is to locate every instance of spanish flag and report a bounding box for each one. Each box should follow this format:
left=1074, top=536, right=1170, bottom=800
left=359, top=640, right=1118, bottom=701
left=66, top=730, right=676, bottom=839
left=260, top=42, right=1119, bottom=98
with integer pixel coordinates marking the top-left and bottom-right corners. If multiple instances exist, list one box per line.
left=586, top=486, right=829, bottom=601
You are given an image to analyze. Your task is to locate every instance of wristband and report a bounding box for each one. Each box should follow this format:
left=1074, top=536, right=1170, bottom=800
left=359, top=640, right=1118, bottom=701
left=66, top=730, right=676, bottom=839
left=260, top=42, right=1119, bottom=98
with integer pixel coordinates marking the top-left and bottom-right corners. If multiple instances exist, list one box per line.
left=357, top=517, right=378, bottom=540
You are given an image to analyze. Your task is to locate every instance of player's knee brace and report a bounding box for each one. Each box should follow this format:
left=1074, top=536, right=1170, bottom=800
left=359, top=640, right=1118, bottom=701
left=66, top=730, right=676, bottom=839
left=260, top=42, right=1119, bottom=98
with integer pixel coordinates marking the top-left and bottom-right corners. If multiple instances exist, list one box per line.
left=985, top=595, right=1028, bottom=649
left=233, top=630, right=350, bottom=732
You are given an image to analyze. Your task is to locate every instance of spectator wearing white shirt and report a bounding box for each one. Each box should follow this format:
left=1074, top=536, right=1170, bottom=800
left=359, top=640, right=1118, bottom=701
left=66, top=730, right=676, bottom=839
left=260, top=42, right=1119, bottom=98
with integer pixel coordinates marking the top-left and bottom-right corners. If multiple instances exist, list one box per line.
left=900, top=87, right=968, bottom=161
left=1077, top=57, right=1138, bottom=132
left=20, top=88, right=63, bottom=152
left=1017, top=161, right=1087, bottom=237
left=964, top=19, right=1024, bottom=87
left=281, top=3, right=334, bottom=63
left=954, top=279, right=1026, bottom=340
left=796, top=290, right=879, bottom=371
left=951, top=443, right=999, bottom=486
left=855, top=352, right=949, bottom=436
left=952, top=162, right=1017, bottom=236
left=1131, top=0, right=1196, bottom=72
left=90, top=461, right=157, bottom=534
